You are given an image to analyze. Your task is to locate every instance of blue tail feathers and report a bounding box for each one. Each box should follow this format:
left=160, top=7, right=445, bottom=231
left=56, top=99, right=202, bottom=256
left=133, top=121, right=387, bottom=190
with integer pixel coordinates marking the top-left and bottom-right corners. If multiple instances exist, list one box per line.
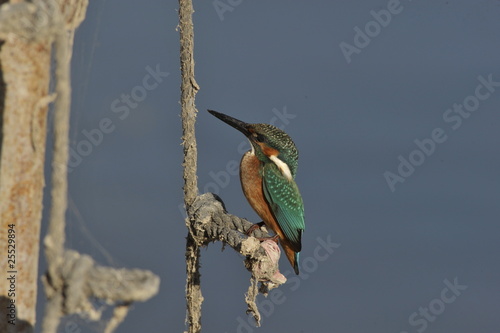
left=294, top=252, right=300, bottom=275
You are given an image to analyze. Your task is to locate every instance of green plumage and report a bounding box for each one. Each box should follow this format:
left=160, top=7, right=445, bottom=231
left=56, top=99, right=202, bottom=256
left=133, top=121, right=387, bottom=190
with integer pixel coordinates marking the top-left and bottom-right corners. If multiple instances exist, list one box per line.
left=262, top=163, right=305, bottom=252
left=207, top=109, right=305, bottom=274
left=252, top=124, right=299, bottom=177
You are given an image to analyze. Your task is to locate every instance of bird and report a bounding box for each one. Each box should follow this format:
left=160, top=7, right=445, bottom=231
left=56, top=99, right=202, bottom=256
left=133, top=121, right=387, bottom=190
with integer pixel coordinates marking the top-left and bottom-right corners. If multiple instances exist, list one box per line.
left=208, top=110, right=305, bottom=274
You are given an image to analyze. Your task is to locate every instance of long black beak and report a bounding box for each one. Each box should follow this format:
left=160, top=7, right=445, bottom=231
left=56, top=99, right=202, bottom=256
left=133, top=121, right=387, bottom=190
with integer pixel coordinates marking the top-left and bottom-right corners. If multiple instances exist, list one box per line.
left=208, top=110, right=251, bottom=136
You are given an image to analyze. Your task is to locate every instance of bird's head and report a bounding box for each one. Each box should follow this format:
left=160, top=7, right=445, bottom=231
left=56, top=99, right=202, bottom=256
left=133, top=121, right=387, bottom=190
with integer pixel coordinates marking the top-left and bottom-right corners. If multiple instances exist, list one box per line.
left=208, top=110, right=299, bottom=179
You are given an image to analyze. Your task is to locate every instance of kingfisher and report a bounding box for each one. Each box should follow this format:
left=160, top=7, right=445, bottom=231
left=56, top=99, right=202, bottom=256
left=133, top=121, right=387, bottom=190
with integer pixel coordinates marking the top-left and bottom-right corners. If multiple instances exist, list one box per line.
left=208, top=110, right=305, bottom=274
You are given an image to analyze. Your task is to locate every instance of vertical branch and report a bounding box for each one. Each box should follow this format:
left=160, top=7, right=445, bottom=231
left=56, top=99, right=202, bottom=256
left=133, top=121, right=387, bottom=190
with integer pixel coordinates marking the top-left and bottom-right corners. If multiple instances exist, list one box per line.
left=179, top=0, right=199, bottom=208
left=42, top=1, right=88, bottom=332
left=0, top=21, right=51, bottom=333
left=45, top=15, right=72, bottom=286
left=41, top=26, right=71, bottom=333
left=178, top=0, right=202, bottom=332
left=0, top=1, right=86, bottom=331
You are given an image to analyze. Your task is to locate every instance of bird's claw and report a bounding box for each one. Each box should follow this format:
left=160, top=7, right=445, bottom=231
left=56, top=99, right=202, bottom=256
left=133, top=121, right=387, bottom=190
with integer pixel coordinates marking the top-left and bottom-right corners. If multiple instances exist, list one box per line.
left=245, top=221, right=266, bottom=236
left=246, top=222, right=279, bottom=243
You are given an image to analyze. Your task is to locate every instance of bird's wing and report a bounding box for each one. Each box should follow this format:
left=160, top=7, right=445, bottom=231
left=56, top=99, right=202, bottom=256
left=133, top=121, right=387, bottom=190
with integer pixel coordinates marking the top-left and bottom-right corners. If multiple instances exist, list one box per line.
left=262, top=162, right=305, bottom=252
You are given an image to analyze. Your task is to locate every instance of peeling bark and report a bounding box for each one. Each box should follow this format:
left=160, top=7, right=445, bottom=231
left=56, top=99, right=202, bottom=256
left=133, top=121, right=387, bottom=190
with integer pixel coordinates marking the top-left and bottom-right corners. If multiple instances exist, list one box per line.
left=0, top=11, right=52, bottom=333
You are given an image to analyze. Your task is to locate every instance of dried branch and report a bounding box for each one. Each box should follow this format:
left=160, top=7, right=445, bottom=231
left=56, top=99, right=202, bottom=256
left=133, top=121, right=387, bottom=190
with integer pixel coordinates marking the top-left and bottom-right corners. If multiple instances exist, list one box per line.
left=0, top=1, right=61, bottom=331
left=189, top=193, right=287, bottom=326
left=43, top=250, right=159, bottom=314
left=177, top=0, right=287, bottom=330
left=189, top=193, right=286, bottom=282
left=41, top=1, right=86, bottom=331
left=37, top=1, right=159, bottom=332
left=179, top=0, right=200, bottom=209
left=178, top=0, right=203, bottom=332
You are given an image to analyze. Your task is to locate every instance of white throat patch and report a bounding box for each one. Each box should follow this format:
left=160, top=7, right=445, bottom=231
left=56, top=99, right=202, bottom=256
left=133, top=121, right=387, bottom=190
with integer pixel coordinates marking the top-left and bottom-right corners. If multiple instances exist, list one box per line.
left=269, top=155, right=292, bottom=180
left=248, top=139, right=255, bottom=155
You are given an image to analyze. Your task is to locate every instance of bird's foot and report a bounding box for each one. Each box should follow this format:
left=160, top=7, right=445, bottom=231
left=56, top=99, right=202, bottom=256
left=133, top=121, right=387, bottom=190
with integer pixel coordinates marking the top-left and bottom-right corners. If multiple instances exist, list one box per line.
left=255, top=234, right=279, bottom=243
left=246, top=222, right=279, bottom=243
left=245, top=221, right=266, bottom=236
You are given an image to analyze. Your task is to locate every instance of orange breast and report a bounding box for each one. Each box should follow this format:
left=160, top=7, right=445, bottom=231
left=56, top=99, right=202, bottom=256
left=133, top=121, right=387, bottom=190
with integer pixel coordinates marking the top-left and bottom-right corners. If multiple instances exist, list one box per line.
left=240, top=152, right=299, bottom=271
left=240, top=152, right=298, bottom=274
left=239, top=152, right=284, bottom=239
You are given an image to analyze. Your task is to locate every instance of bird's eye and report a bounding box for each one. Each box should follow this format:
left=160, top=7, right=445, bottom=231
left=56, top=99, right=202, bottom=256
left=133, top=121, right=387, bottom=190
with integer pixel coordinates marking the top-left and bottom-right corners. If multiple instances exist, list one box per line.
left=253, top=133, right=265, bottom=142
